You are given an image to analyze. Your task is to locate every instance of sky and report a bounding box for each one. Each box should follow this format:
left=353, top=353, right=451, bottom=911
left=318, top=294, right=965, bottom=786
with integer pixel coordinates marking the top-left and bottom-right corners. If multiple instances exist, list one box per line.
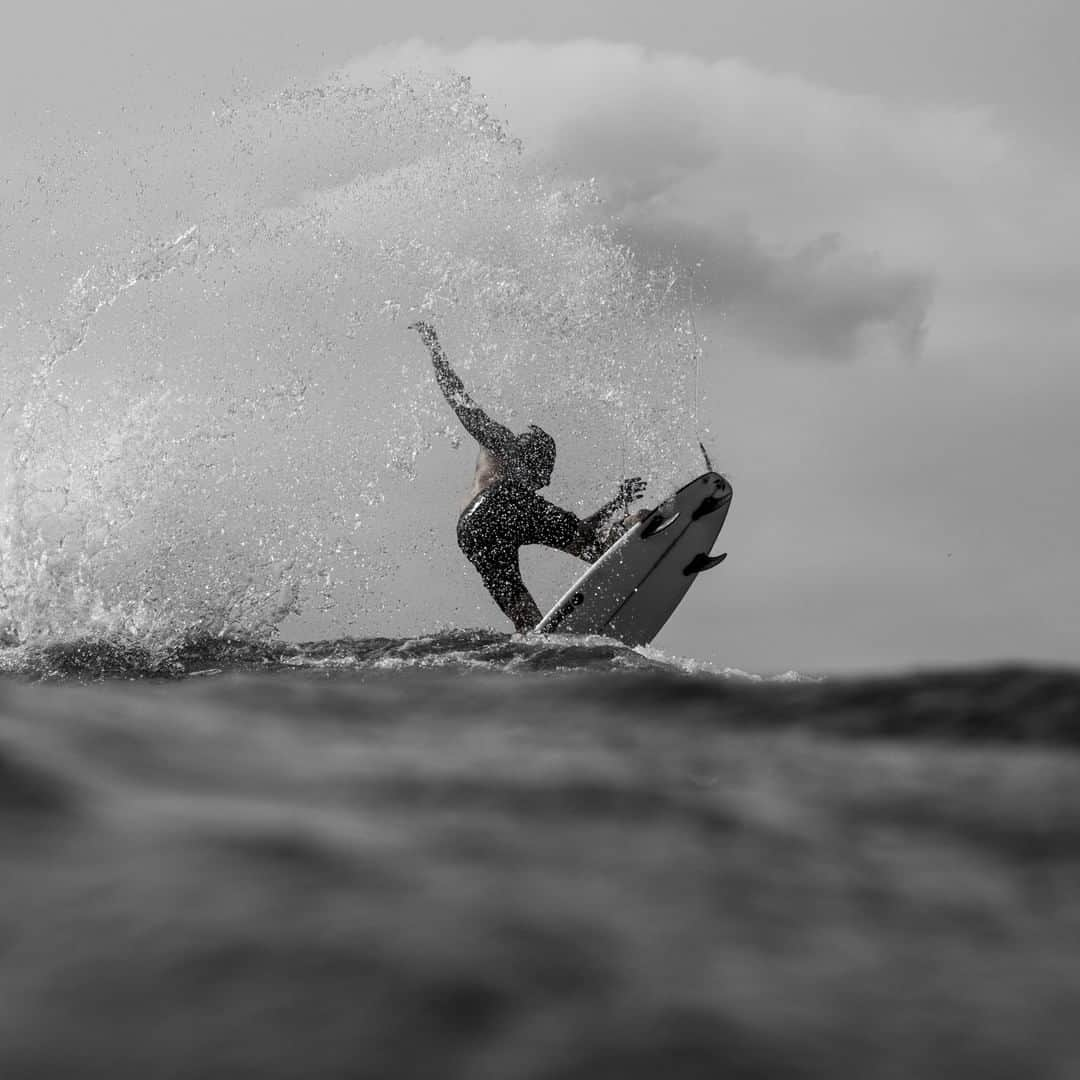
left=2, top=1, right=1078, bottom=673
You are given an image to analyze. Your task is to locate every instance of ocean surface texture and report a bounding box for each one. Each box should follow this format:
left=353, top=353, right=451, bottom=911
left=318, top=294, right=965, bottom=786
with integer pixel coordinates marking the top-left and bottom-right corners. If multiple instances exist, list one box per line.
left=2, top=634, right=1079, bottom=1078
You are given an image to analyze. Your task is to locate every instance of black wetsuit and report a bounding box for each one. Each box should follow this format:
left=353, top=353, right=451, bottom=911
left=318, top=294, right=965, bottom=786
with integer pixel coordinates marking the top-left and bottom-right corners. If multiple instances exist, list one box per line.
left=457, top=479, right=605, bottom=632
left=414, top=323, right=626, bottom=632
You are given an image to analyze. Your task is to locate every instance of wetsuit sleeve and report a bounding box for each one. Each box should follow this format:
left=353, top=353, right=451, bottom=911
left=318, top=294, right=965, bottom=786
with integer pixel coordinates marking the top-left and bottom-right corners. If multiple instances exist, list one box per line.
left=414, top=324, right=518, bottom=459
left=533, top=497, right=607, bottom=562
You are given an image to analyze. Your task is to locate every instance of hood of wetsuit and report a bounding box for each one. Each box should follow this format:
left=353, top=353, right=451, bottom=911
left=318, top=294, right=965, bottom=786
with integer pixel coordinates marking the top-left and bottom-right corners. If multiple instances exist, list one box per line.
left=517, top=424, right=556, bottom=488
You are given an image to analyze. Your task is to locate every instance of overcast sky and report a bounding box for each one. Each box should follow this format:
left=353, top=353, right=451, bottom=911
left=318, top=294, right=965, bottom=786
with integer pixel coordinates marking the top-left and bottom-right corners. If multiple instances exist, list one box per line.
left=3, top=1, right=1077, bottom=672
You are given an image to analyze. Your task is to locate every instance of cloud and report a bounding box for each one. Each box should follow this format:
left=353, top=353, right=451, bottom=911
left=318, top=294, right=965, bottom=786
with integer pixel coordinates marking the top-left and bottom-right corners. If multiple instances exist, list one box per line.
left=344, top=38, right=1080, bottom=365
left=620, top=221, right=931, bottom=363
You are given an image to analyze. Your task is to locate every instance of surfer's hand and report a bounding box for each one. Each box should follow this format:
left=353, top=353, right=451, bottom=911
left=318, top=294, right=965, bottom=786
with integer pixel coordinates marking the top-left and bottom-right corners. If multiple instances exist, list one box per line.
left=622, top=508, right=650, bottom=527
left=408, top=321, right=439, bottom=347
left=618, top=477, right=647, bottom=504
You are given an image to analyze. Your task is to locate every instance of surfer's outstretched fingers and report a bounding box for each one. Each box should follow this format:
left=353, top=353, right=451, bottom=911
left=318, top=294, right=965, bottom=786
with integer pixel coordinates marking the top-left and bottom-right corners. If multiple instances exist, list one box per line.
left=408, top=320, right=438, bottom=343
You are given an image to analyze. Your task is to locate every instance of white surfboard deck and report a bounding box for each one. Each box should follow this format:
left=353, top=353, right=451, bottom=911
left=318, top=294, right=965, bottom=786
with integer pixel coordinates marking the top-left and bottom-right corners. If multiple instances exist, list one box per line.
left=535, top=471, right=732, bottom=646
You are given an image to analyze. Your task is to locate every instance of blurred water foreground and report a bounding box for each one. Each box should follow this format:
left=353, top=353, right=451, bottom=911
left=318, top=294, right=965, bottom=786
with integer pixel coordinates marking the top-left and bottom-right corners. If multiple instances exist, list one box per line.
left=2, top=655, right=1079, bottom=1077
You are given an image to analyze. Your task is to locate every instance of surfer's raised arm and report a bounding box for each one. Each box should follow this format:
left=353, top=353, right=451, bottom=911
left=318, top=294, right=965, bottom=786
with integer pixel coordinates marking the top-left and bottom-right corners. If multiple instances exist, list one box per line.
left=409, top=321, right=517, bottom=461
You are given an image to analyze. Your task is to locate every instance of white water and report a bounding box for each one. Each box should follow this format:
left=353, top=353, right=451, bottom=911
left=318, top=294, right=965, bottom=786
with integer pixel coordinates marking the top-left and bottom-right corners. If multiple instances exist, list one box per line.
left=1, top=71, right=704, bottom=646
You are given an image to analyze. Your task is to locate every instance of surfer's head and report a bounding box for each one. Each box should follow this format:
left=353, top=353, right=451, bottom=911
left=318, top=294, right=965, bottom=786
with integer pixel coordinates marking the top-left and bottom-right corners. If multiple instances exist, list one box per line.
left=516, top=424, right=556, bottom=488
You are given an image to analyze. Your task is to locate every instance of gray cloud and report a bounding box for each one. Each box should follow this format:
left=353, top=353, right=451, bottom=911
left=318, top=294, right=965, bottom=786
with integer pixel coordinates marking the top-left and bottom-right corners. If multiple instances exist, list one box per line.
left=342, top=40, right=944, bottom=362
left=346, top=38, right=1080, bottom=365
left=620, top=220, right=932, bottom=363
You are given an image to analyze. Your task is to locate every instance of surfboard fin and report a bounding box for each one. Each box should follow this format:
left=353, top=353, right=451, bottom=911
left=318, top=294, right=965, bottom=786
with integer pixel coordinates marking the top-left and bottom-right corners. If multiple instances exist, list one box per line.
left=683, top=551, right=727, bottom=576
left=640, top=510, right=681, bottom=538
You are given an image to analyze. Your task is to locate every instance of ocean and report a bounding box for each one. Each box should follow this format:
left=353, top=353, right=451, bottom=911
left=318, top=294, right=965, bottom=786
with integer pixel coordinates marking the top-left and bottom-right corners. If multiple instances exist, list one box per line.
left=2, top=638, right=1079, bottom=1077
left=3, top=70, right=1079, bottom=1076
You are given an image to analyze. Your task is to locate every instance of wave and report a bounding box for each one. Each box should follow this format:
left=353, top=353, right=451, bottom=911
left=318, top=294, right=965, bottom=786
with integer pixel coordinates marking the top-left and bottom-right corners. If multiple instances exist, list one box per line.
left=3, top=630, right=1078, bottom=748
left=4, top=644, right=1078, bottom=1079
left=1, top=629, right=725, bottom=680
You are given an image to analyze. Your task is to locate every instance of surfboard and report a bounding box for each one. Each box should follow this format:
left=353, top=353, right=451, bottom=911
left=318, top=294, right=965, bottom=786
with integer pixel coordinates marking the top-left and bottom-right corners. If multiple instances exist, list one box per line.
left=535, top=471, right=733, bottom=646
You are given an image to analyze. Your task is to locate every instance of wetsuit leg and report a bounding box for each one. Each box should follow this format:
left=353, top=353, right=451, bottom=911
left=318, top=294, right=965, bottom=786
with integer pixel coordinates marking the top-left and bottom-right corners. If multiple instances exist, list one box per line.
left=472, top=548, right=542, bottom=633
left=522, top=494, right=590, bottom=556
left=456, top=482, right=590, bottom=632
left=458, top=486, right=544, bottom=631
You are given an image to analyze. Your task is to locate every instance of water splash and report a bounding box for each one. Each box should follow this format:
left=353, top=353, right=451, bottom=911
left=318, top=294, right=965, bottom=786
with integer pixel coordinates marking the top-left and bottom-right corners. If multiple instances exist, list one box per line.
left=0, top=71, right=704, bottom=647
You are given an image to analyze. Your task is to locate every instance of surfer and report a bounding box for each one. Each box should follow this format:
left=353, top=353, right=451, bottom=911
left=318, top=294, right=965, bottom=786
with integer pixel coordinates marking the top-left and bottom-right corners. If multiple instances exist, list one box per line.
left=410, top=321, right=648, bottom=632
